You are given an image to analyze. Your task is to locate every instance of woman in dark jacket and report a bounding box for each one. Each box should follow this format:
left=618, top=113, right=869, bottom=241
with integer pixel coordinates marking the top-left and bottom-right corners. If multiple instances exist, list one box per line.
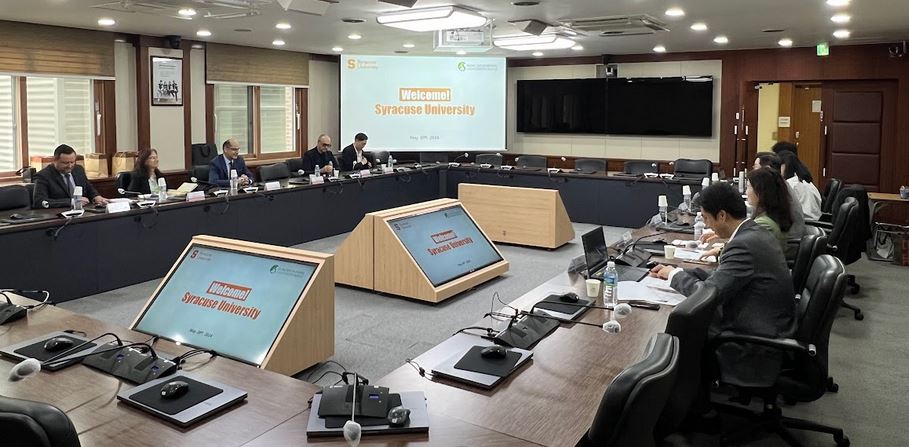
left=128, top=148, right=163, bottom=195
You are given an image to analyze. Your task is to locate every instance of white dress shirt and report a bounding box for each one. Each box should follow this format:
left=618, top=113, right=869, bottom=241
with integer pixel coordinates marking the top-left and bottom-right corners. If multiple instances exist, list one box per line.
left=786, top=176, right=823, bottom=220
left=667, top=219, right=750, bottom=283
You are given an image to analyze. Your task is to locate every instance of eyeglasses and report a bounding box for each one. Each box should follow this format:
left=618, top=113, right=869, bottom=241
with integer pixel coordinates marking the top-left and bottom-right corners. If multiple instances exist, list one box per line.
left=225, top=146, right=241, bottom=151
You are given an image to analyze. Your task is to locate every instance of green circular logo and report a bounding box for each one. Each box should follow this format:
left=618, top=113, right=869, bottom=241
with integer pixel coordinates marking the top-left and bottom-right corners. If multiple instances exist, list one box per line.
left=457, top=62, right=466, bottom=71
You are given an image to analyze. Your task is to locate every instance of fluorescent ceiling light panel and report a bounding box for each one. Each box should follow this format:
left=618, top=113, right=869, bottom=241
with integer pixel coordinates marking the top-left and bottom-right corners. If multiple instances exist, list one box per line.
left=377, top=6, right=488, bottom=32
left=494, top=34, right=576, bottom=50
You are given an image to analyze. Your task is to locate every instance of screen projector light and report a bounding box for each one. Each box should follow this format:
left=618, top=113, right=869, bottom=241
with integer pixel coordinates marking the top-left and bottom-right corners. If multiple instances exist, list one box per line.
left=494, top=34, right=576, bottom=51
left=377, top=6, right=488, bottom=32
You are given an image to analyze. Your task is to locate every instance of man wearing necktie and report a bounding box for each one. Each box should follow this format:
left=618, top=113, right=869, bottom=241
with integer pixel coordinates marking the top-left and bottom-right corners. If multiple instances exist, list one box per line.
left=208, top=138, right=255, bottom=187
left=33, top=144, right=108, bottom=209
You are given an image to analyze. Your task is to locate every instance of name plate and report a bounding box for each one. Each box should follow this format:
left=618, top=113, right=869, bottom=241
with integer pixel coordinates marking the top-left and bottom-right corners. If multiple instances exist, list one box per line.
left=382, top=166, right=394, bottom=174
left=448, top=162, right=461, bottom=167
left=359, top=169, right=371, bottom=177
left=186, top=191, right=206, bottom=202
left=265, top=181, right=282, bottom=191
left=309, top=174, right=324, bottom=185
left=106, top=201, right=131, bottom=214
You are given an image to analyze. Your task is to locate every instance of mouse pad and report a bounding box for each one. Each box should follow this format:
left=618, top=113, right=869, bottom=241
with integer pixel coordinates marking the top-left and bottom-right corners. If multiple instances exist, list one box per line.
left=130, top=375, right=223, bottom=415
left=535, top=295, right=592, bottom=315
left=323, top=394, right=402, bottom=428
left=453, top=346, right=521, bottom=377
left=14, top=336, right=97, bottom=363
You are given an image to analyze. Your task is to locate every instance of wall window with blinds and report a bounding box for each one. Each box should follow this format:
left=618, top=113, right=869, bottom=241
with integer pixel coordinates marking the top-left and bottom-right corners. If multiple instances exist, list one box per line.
left=211, top=83, right=301, bottom=160
left=0, top=75, right=17, bottom=173
left=213, top=84, right=252, bottom=154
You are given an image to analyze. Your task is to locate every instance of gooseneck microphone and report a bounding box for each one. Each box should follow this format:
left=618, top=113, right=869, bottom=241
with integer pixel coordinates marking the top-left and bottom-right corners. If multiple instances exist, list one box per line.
left=343, top=372, right=362, bottom=447
left=117, top=188, right=143, bottom=196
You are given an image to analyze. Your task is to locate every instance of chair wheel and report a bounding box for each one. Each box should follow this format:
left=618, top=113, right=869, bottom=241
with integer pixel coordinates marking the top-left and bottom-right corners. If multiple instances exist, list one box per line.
left=854, top=312, right=864, bottom=321
left=850, top=284, right=860, bottom=294
left=836, top=435, right=850, bottom=447
left=827, top=379, right=840, bottom=393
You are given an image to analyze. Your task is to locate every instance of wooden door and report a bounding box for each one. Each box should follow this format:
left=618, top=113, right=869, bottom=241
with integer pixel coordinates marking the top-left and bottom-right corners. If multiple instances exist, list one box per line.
left=821, top=81, right=898, bottom=192
left=791, top=86, right=822, bottom=186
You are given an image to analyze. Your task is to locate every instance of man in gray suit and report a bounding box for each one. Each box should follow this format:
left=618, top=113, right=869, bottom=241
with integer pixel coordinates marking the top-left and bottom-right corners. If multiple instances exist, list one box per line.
left=651, top=182, right=796, bottom=387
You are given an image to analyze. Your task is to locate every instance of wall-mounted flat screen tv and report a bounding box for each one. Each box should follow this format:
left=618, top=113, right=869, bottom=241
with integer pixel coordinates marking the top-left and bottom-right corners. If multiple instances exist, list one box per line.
left=516, top=78, right=607, bottom=133
left=606, top=76, right=713, bottom=137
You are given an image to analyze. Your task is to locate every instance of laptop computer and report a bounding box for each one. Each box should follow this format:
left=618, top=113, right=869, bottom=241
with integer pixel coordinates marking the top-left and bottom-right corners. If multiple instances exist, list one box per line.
left=581, top=227, right=649, bottom=282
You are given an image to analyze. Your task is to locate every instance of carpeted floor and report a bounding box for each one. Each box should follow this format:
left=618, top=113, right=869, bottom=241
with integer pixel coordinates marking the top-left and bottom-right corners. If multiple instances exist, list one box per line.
left=60, top=223, right=908, bottom=446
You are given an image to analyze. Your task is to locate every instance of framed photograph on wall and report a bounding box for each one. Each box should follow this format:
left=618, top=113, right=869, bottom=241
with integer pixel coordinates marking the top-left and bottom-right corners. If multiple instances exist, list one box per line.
left=151, top=56, right=182, bottom=106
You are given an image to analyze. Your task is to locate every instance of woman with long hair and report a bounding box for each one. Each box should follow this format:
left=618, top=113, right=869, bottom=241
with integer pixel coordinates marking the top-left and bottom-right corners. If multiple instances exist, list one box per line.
left=778, top=150, right=822, bottom=220
left=128, top=148, right=164, bottom=195
left=747, top=166, right=794, bottom=253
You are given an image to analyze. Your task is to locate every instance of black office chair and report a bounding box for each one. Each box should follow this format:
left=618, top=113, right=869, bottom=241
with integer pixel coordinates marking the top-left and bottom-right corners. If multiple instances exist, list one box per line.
left=0, top=185, right=31, bottom=211
left=285, top=158, right=304, bottom=174
left=475, top=153, right=503, bottom=167
left=711, top=254, right=850, bottom=447
left=191, top=143, right=218, bottom=167
left=580, top=333, right=680, bottom=447
left=624, top=160, right=658, bottom=175
left=574, top=158, right=608, bottom=173
left=515, top=155, right=547, bottom=169
left=823, top=197, right=864, bottom=320
left=0, top=396, right=81, bottom=447
left=656, top=284, right=720, bottom=439
left=419, top=152, right=449, bottom=164
left=372, top=150, right=390, bottom=165
left=791, top=230, right=828, bottom=296
left=673, top=159, right=712, bottom=179
left=258, top=163, right=291, bottom=182
left=116, top=171, right=132, bottom=193
left=820, top=178, right=843, bottom=216
left=189, top=165, right=210, bottom=183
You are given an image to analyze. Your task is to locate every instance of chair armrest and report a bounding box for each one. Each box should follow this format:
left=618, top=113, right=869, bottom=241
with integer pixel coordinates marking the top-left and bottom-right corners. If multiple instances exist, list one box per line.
left=820, top=212, right=832, bottom=222
left=711, top=333, right=816, bottom=356
left=806, top=220, right=833, bottom=231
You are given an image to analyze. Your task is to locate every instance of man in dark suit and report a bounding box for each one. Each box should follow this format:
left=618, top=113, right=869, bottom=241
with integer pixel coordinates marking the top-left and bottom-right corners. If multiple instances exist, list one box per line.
left=651, top=182, right=795, bottom=388
left=339, top=133, right=375, bottom=171
left=209, top=138, right=255, bottom=187
left=302, top=134, right=339, bottom=175
left=33, top=144, right=109, bottom=209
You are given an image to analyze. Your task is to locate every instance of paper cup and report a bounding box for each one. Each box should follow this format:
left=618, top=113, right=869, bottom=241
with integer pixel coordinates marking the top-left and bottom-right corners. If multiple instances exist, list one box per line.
left=585, top=279, right=601, bottom=298
left=664, top=245, right=677, bottom=260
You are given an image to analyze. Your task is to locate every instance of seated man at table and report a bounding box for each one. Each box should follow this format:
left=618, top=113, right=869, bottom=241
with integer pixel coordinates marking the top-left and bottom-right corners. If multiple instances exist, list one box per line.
left=650, top=182, right=795, bottom=388
left=33, top=144, right=109, bottom=208
left=303, top=134, right=339, bottom=175
left=340, top=132, right=375, bottom=171
left=209, top=138, right=254, bottom=187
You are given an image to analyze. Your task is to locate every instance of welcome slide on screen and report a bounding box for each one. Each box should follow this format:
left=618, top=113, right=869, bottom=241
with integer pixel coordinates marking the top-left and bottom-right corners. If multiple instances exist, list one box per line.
left=341, top=55, right=506, bottom=151
left=134, top=246, right=315, bottom=365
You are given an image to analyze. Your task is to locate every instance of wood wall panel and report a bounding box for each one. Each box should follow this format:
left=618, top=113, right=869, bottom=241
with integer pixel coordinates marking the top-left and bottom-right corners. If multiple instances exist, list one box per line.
left=0, top=21, right=114, bottom=77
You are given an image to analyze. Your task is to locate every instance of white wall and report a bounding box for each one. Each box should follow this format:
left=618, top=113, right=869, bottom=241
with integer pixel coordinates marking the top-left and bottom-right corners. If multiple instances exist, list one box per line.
left=190, top=47, right=207, bottom=145
left=507, top=60, right=722, bottom=162
left=308, top=59, right=339, bottom=149
left=114, top=41, right=137, bottom=151
left=148, top=47, right=185, bottom=170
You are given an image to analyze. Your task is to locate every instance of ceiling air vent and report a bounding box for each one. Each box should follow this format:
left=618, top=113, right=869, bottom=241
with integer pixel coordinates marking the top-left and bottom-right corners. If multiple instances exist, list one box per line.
left=561, top=14, right=669, bottom=37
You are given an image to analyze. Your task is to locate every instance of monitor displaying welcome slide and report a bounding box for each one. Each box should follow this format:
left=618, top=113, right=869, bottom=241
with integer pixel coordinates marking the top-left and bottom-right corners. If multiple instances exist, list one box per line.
left=133, top=244, right=316, bottom=366
left=388, top=204, right=502, bottom=287
left=341, top=55, right=506, bottom=151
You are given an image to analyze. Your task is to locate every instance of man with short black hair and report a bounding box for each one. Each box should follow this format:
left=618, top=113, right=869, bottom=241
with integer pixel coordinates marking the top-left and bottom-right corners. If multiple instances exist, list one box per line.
left=651, top=182, right=795, bottom=388
left=33, top=144, right=108, bottom=208
left=340, top=133, right=375, bottom=171
left=302, top=134, right=339, bottom=175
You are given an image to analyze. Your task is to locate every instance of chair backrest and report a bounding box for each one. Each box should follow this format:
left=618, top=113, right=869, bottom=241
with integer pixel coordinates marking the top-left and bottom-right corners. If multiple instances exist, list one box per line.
left=0, top=396, right=81, bottom=447
left=0, top=185, right=31, bottom=212
left=116, top=171, right=132, bottom=192
left=583, top=333, right=680, bottom=447
left=791, top=232, right=828, bottom=294
left=475, top=153, right=503, bottom=167
left=515, top=155, right=547, bottom=169
left=419, top=152, right=449, bottom=164
left=371, top=150, right=390, bottom=164
left=656, top=284, right=720, bottom=438
left=781, top=254, right=846, bottom=402
left=673, top=159, right=712, bottom=178
left=189, top=165, right=210, bottom=183
left=624, top=160, right=658, bottom=175
left=826, top=197, right=859, bottom=264
left=575, top=158, right=608, bottom=172
left=285, top=158, right=304, bottom=173
left=821, top=178, right=843, bottom=214
left=258, top=163, right=291, bottom=182
left=191, top=143, right=218, bottom=167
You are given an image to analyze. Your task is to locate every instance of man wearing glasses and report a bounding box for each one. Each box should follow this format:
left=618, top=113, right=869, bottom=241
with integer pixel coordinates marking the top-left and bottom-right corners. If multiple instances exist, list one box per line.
left=302, top=134, right=339, bottom=175
left=209, top=138, right=255, bottom=187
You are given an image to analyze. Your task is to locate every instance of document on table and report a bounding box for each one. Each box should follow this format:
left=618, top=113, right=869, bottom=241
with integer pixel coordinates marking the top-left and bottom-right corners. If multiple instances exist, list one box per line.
left=618, top=277, right=686, bottom=306
left=673, top=248, right=718, bottom=263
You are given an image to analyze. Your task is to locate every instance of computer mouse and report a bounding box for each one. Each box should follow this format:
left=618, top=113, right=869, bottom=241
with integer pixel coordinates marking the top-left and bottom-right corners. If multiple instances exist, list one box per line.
left=43, top=337, right=74, bottom=352
left=387, top=405, right=411, bottom=427
left=480, top=345, right=508, bottom=359
left=559, top=292, right=580, bottom=303
left=160, top=380, right=190, bottom=400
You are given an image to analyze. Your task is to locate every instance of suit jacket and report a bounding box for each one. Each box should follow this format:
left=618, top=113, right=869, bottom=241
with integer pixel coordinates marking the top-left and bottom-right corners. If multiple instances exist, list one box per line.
left=339, top=144, right=375, bottom=171
left=127, top=169, right=163, bottom=195
left=301, top=147, right=339, bottom=173
left=32, top=164, right=99, bottom=209
left=208, top=155, right=255, bottom=187
left=670, top=219, right=796, bottom=387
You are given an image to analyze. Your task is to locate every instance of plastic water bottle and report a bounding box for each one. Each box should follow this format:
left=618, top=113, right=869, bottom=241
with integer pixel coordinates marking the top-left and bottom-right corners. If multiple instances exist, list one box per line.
left=229, top=169, right=239, bottom=196
left=603, top=261, right=618, bottom=308
left=71, top=186, right=83, bottom=212
left=387, top=154, right=394, bottom=169
left=157, top=177, right=167, bottom=201
left=314, top=164, right=320, bottom=177
left=682, top=185, right=691, bottom=211
left=693, top=212, right=705, bottom=241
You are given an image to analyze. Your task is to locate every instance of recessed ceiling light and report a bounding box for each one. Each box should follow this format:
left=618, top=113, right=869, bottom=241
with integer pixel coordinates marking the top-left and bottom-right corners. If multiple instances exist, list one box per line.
left=342, top=18, right=366, bottom=24
left=403, top=43, right=415, bottom=48
left=272, top=39, right=285, bottom=46
left=713, top=35, right=729, bottom=44
left=348, top=33, right=362, bottom=40
left=276, top=22, right=292, bottom=30
left=653, top=45, right=667, bottom=53
left=332, top=46, right=344, bottom=52
left=831, top=13, right=851, bottom=23
left=571, top=45, right=583, bottom=51
left=532, top=51, right=544, bottom=57
left=833, top=29, right=851, bottom=39
left=178, top=8, right=196, bottom=17
left=196, top=29, right=211, bottom=37
left=690, top=22, right=708, bottom=31
left=826, top=0, right=850, bottom=6
left=511, top=1, right=540, bottom=5
left=665, top=7, right=685, bottom=17
left=456, top=50, right=467, bottom=55
left=778, top=38, right=793, bottom=47
left=97, top=18, right=116, bottom=26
